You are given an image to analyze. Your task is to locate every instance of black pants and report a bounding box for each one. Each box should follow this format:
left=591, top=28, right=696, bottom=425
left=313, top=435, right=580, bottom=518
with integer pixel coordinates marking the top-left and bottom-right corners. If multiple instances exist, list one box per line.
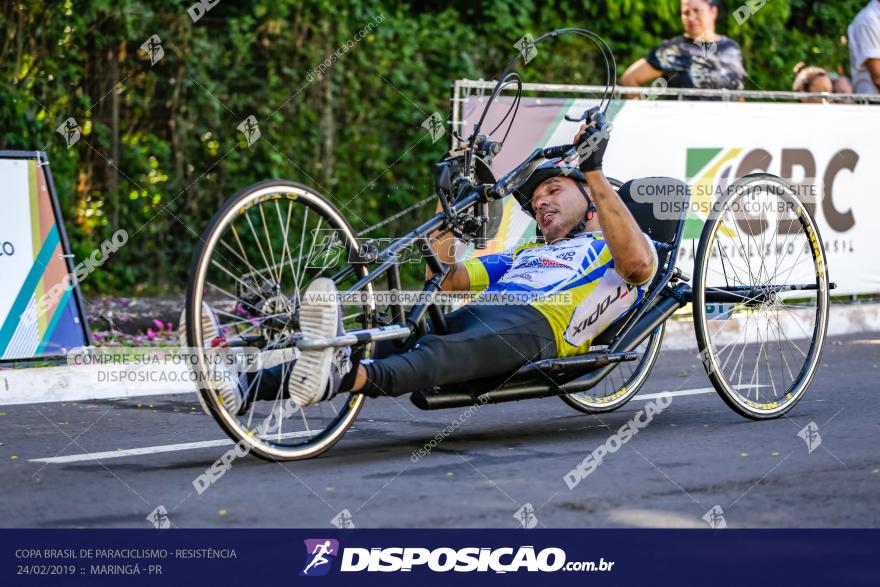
left=250, top=304, right=556, bottom=400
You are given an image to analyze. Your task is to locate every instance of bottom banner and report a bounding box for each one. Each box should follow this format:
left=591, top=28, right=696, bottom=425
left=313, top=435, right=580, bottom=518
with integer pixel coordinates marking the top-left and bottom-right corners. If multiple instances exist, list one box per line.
left=3, top=529, right=878, bottom=586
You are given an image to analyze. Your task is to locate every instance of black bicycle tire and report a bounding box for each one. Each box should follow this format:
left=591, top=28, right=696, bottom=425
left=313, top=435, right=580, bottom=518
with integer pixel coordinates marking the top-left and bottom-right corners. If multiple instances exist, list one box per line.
left=185, top=179, right=373, bottom=461
left=692, top=173, right=830, bottom=420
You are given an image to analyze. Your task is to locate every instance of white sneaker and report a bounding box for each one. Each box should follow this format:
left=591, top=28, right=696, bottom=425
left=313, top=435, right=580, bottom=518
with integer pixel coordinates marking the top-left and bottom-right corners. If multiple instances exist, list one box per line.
left=323, top=326, right=354, bottom=402
left=287, top=278, right=343, bottom=408
left=179, top=302, right=247, bottom=415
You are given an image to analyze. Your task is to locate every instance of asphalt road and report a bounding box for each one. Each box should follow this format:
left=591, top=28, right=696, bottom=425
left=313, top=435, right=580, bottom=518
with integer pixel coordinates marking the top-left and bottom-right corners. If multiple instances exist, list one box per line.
left=1, top=331, right=878, bottom=529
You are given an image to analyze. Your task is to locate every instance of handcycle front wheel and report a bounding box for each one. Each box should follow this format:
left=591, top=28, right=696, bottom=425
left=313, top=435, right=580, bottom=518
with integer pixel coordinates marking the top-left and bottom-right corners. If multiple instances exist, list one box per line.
left=558, top=176, right=663, bottom=414
left=693, top=173, right=830, bottom=420
left=560, top=323, right=665, bottom=414
left=185, top=180, right=374, bottom=461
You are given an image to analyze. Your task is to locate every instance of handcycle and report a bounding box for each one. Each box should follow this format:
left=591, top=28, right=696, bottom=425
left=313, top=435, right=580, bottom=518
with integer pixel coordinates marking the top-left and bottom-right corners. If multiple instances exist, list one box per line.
left=183, top=29, right=832, bottom=461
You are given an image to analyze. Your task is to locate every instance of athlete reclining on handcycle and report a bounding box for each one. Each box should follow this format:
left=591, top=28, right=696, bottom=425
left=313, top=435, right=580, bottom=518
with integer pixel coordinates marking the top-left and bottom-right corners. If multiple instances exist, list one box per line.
left=209, top=113, right=658, bottom=414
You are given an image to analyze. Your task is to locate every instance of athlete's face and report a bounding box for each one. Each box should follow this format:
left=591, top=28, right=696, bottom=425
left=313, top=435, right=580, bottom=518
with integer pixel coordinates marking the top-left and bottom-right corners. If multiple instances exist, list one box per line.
left=531, top=177, right=589, bottom=242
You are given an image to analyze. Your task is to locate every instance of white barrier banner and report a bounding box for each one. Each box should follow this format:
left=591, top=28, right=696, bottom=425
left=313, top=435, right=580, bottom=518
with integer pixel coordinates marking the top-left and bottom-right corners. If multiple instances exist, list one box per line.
left=463, top=96, right=880, bottom=295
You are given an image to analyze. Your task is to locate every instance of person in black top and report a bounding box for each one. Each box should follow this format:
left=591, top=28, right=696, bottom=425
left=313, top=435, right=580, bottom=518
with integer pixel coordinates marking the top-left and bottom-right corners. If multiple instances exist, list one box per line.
left=620, top=0, right=745, bottom=98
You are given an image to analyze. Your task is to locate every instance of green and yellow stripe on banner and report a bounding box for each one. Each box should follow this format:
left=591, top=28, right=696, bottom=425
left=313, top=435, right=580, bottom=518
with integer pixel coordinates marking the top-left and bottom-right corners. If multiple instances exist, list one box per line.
left=684, top=148, right=742, bottom=239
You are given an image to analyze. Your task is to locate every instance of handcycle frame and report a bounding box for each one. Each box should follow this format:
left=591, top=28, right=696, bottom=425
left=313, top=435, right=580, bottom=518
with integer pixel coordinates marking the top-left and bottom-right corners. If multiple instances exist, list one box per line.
left=278, top=25, right=831, bottom=414
left=292, top=147, right=815, bottom=411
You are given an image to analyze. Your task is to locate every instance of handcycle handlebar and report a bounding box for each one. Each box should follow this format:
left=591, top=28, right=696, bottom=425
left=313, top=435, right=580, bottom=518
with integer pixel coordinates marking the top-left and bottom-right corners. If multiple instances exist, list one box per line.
left=490, top=143, right=576, bottom=200
left=541, top=144, right=575, bottom=159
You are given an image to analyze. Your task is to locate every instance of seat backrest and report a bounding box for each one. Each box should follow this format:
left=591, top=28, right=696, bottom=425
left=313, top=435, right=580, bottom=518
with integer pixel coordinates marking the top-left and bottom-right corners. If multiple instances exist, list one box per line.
left=618, top=176, right=689, bottom=289
left=589, top=176, right=689, bottom=347
left=617, top=177, right=689, bottom=246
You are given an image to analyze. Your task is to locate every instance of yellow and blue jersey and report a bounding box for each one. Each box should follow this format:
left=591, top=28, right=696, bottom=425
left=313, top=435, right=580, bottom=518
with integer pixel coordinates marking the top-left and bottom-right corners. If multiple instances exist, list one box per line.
left=462, top=232, right=658, bottom=357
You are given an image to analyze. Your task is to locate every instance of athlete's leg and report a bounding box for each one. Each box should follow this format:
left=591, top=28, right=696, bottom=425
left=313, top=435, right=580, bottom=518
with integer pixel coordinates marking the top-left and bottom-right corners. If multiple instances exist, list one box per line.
left=245, top=307, right=474, bottom=401
left=357, top=304, right=556, bottom=397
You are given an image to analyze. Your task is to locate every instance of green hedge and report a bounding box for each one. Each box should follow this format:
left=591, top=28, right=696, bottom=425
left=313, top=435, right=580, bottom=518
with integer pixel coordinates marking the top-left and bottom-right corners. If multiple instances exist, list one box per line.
left=1, top=0, right=864, bottom=293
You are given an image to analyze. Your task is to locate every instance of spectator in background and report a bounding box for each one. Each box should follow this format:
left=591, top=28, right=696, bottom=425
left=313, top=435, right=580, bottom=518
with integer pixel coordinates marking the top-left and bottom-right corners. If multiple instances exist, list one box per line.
left=849, top=0, right=880, bottom=94
left=830, top=72, right=854, bottom=95
left=620, top=0, right=745, bottom=99
left=828, top=72, right=854, bottom=103
left=792, top=63, right=832, bottom=103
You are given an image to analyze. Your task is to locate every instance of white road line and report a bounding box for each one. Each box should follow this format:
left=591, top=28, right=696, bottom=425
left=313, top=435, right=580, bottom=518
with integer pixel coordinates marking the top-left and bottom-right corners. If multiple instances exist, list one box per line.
left=29, top=430, right=319, bottom=464
left=27, top=384, right=744, bottom=465
left=635, top=387, right=714, bottom=400
left=634, top=384, right=769, bottom=401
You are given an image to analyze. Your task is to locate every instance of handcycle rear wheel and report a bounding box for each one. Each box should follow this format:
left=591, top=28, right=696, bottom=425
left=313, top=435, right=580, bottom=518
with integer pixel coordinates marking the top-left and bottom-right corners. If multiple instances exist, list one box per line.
left=560, top=323, right=664, bottom=414
left=185, top=180, right=373, bottom=461
left=693, top=173, right=830, bottom=420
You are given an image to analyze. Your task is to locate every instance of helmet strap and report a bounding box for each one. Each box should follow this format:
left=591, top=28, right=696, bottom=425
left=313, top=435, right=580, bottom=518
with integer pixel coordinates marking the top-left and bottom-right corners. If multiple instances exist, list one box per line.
left=565, top=219, right=588, bottom=240
left=566, top=181, right=596, bottom=239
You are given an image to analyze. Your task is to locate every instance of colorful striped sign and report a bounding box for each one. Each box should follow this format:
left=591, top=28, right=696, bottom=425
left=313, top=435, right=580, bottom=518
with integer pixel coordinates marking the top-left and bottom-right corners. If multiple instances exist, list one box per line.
left=0, top=154, right=90, bottom=360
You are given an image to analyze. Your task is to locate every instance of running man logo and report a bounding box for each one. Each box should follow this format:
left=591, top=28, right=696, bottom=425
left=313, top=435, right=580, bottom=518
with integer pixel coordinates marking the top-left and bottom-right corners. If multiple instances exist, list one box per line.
left=514, top=34, right=537, bottom=65
left=140, top=34, right=164, bottom=66
left=145, top=505, right=172, bottom=529
left=514, top=503, right=539, bottom=529
left=421, top=112, right=446, bottom=143
left=702, top=505, right=727, bottom=529
left=237, top=115, right=261, bottom=147
left=693, top=38, right=718, bottom=60
left=330, top=509, right=356, bottom=529
left=306, top=229, right=346, bottom=270
left=300, top=539, right=340, bottom=577
left=797, top=421, right=822, bottom=454
left=56, top=117, right=82, bottom=148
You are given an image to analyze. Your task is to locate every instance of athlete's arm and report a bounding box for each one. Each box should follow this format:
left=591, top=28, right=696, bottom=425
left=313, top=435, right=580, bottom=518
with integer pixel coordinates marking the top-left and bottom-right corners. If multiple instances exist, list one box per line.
left=574, top=113, right=655, bottom=285
left=584, top=170, right=656, bottom=285
left=426, top=221, right=470, bottom=292
left=438, top=262, right=470, bottom=292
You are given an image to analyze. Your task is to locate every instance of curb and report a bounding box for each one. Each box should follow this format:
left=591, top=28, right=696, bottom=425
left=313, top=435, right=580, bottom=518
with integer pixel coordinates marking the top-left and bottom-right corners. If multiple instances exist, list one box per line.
left=660, top=302, right=880, bottom=351
left=2, top=304, right=878, bottom=406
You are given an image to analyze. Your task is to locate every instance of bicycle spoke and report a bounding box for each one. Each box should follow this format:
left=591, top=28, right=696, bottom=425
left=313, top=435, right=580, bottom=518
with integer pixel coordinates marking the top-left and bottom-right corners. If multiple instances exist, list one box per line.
left=245, top=211, right=276, bottom=286
left=186, top=183, right=372, bottom=460
left=698, top=178, right=827, bottom=417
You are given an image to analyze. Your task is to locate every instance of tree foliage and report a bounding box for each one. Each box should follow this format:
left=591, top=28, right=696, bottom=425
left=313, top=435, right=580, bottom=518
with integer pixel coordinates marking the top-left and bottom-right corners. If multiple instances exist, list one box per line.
left=1, top=0, right=864, bottom=293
